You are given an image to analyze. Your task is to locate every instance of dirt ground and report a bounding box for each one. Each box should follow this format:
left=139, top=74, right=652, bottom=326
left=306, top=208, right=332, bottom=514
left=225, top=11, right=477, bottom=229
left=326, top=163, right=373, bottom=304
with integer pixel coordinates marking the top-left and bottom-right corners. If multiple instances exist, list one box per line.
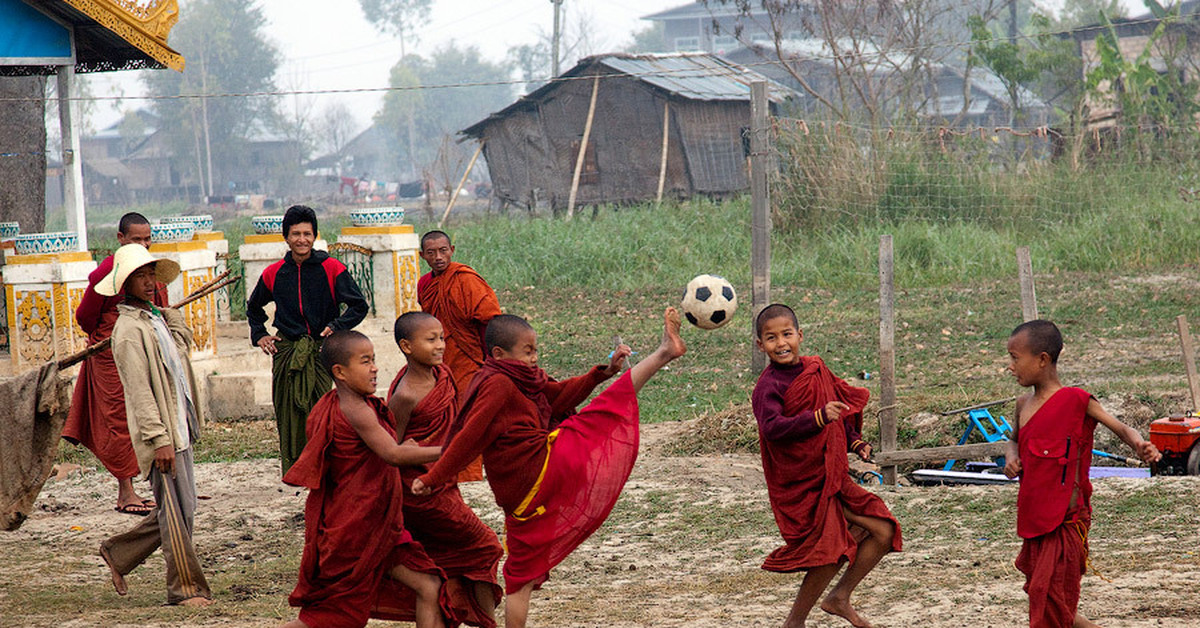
left=2, top=421, right=1198, bottom=628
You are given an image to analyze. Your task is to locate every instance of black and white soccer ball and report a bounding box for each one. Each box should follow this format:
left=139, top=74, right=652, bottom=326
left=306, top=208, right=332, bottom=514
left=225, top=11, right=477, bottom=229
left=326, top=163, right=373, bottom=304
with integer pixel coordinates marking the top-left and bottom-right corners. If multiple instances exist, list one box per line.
left=680, top=274, right=738, bottom=330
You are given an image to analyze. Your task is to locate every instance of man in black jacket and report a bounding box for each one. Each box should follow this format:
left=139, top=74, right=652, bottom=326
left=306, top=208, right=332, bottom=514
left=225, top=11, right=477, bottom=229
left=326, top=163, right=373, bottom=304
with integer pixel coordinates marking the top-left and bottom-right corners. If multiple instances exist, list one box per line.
left=247, top=205, right=369, bottom=474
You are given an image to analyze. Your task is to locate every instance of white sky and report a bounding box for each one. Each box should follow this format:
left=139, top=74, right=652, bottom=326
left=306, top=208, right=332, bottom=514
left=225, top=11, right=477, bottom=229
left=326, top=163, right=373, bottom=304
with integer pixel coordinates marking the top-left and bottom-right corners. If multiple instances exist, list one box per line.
left=84, top=0, right=685, bottom=131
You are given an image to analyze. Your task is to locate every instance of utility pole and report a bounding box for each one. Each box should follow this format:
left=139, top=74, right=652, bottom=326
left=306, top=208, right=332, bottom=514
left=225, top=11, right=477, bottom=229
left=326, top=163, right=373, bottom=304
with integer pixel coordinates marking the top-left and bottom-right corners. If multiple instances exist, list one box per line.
left=551, top=0, right=564, bottom=76
left=749, top=82, right=770, bottom=373
left=200, top=50, right=214, bottom=199
left=1008, top=0, right=1017, bottom=42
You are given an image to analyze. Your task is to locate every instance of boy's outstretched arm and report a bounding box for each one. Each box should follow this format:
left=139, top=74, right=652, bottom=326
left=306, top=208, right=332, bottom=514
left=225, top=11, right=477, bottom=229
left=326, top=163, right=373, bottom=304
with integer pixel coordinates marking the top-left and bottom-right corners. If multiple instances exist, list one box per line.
left=1003, top=397, right=1025, bottom=478
left=342, top=396, right=441, bottom=467
left=1087, top=398, right=1161, bottom=463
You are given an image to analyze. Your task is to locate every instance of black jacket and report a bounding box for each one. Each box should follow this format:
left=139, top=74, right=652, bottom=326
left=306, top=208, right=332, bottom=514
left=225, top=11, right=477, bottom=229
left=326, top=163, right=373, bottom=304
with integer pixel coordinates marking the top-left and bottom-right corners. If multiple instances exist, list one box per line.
left=247, top=250, right=369, bottom=344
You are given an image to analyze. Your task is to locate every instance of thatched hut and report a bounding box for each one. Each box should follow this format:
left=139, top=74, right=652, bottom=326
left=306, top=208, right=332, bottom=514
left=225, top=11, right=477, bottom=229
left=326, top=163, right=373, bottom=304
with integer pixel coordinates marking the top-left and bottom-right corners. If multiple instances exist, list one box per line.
left=460, top=53, right=792, bottom=210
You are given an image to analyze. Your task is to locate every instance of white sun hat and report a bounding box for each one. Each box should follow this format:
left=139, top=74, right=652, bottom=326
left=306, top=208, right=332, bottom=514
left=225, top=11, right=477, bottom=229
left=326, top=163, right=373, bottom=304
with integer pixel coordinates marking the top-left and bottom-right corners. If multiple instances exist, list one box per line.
left=95, top=243, right=181, bottom=297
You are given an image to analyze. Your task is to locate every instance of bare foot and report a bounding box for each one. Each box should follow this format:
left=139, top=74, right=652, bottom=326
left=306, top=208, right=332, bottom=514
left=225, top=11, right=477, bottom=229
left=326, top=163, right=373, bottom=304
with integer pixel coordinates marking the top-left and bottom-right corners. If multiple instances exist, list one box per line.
left=178, top=596, right=213, bottom=607
left=99, top=545, right=127, bottom=596
left=820, top=596, right=874, bottom=628
left=660, top=307, right=687, bottom=360
left=1074, top=614, right=1102, bottom=628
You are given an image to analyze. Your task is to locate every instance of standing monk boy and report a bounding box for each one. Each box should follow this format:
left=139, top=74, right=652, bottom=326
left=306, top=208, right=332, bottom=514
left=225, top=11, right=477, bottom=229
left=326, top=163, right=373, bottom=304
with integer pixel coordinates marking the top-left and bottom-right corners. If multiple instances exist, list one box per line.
left=1003, top=320, right=1159, bottom=627
left=97, top=244, right=211, bottom=607
left=417, top=230, right=502, bottom=482
left=281, top=330, right=449, bottom=628
left=247, top=205, right=369, bottom=474
left=64, top=212, right=167, bottom=515
left=751, top=304, right=901, bottom=628
left=388, top=312, right=504, bottom=627
left=412, top=308, right=687, bottom=628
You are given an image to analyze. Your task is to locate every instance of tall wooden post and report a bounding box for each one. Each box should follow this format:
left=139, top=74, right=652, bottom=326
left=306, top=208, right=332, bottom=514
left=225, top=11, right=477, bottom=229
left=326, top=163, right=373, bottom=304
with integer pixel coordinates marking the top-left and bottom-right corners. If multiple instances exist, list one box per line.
left=656, top=101, right=671, bottom=204
left=1017, top=246, right=1038, bottom=321
left=1177, top=315, right=1200, bottom=414
left=439, top=142, right=483, bottom=228
left=57, top=66, right=87, bottom=251
left=878, top=234, right=897, bottom=485
left=750, top=81, right=771, bottom=373
left=566, top=74, right=600, bottom=219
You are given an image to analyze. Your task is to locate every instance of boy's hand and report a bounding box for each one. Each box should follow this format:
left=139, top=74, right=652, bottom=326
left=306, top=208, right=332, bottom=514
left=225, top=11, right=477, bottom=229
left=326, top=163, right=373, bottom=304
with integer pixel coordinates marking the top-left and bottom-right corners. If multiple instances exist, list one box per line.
left=1003, top=456, right=1022, bottom=479
left=823, top=401, right=849, bottom=424
left=1136, top=440, right=1161, bottom=464
left=857, top=443, right=873, bottom=461
left=603, top=344, right=632, bottom=376
left=411, top=478, right=431, bottom=496
left=257, top=335, right=281, bottom=355
left=153, top=445, right=176, bottom=477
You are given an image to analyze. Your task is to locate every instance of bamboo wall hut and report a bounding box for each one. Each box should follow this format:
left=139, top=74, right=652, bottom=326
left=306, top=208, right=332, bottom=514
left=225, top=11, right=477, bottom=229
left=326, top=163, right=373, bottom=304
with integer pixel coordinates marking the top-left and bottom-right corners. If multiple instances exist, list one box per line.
left=460, top=53, right=792, bottom=210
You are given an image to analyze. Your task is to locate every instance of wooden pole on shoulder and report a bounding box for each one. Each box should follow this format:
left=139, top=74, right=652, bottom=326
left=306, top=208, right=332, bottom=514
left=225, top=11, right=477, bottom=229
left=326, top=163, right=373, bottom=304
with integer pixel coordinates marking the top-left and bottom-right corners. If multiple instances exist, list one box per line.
left=438, top=142, right=483, bottom=228
left=1017, top=246, right=1038, bottom=322
left=878, top=234, right=898, bottom=485
left=566, top=74, right=600, bottom=219
left=750, top=81, right=771, bottom=374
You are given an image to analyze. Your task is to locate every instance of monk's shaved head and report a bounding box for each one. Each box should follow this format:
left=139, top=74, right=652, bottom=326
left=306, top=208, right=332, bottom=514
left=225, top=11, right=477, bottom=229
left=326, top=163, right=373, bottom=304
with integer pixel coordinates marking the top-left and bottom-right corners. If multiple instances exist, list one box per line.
left=394, top=311, right=439, bottom=345
left=321, top=330, right=371, bottom=374
left=756, top=303, right=799, bottom=338
left=1010, top=319, right=1063, bottom=363
left=485, top=314, right=533, bottom=353
left=421, top=230, right=451, bottom=249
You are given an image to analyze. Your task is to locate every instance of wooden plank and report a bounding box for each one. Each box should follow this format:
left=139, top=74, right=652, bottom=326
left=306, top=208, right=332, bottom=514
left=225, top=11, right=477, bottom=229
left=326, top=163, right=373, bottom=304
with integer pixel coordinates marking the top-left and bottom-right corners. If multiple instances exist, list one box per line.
left=878, top=234, right=897, bottom=484
left=749, top=81, right=771, bottom=373
left=1017, top=246, right=1038, bottom=321
left=874, top=441, right=1008, bottom=467
left=656, top=100, right=670, bottom=204
left=438, top=141, right=483, bottom=228
left=566, top=74, right=600, bottom=219
left=1177, top=315, right=1200, bottom=413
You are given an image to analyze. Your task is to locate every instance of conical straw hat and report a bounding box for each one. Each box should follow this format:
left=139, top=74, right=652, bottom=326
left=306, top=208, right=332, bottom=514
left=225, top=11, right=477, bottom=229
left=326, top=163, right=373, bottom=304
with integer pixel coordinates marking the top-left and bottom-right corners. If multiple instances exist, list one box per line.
left=95, top=243, right=181, bottom=297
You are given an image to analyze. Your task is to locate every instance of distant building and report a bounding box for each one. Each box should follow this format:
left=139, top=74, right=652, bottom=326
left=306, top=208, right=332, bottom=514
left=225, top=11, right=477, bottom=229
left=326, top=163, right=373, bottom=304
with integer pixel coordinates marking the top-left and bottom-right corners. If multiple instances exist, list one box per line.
left=460, top=53, right=792, bottom=210
left=642, top=1, right=810, bottom=54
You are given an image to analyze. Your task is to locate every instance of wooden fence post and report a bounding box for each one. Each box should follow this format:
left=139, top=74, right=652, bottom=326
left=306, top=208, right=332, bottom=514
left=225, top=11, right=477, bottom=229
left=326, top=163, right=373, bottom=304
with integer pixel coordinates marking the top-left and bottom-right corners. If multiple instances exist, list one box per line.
left=750, top=81, right=771, bottom=373
left=879, top=234, right=897, bottom=485
left=566, top=74, right=599, bottom=219
left=656, top=101, right=671, bottom=204
left=438, top=142, right=483, bottom=228
left=1017, top=246, right=1038, bottom=322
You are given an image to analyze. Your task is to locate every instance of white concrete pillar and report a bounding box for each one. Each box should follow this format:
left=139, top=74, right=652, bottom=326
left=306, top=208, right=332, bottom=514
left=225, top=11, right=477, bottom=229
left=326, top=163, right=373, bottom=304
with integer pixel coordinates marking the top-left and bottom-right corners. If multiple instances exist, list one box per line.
left=335, top=225, right=421, bottom=323
left=56, top=67, right=87, bottom=251
left=2, top=251, right=96, bottom=373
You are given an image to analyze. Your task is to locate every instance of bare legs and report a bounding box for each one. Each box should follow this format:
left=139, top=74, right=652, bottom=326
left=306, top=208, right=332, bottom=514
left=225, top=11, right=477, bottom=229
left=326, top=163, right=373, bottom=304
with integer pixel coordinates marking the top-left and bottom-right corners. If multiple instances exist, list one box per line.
left=1074, top=614, right=1102, bottom=627
left=116, top=476, right=153, bottom=512
left=388, top=564, right=447, bottom=628
left=505, top=582, right=535, bottom=628
left=628, top=307, right=687, bottom=393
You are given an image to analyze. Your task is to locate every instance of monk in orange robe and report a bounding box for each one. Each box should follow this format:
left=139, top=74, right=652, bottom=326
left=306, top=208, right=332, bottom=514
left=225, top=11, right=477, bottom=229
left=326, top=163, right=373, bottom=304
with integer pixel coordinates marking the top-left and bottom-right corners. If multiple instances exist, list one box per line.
left=280, top=331, right=449, bottom=628
left=751, top=304, right=901, bottom=628
left=1003, top=320, right=1159, bottom=627
left=417, top=230, right=501, bottom=482
left=63, top=213, right=168, bottom=516
left=388, top=312, right=503, bottom=627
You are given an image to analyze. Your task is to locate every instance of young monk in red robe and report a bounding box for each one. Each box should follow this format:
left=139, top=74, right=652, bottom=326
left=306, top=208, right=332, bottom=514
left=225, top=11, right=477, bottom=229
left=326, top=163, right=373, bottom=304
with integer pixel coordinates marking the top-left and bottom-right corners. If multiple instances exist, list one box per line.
left=280, top=330, right=449, bottom=628
left=1002, top=320, right=1159, bottom=628
left=412, top=308, right=687, bottom=628
left=388, top=311, right=504, bottom=627
left=751, top=304, right=901, bottom=628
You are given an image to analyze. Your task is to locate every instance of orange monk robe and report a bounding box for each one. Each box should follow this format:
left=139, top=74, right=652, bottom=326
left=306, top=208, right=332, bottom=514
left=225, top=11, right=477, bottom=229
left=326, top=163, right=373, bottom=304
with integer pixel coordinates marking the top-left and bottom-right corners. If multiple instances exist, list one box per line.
left=62, top=255, right=168, bottom=480
left=283, top=391, right=455, bottom=628
left=387, top=365, right=503, bottom=627
left=418, top=261, right=501, bottom=482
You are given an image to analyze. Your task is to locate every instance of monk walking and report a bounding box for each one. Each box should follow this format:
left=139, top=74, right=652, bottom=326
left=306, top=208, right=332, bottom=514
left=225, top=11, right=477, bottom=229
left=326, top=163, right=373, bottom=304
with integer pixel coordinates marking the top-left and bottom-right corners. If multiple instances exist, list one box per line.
left=64, top=212, right=168, bottom=516
left=417, top=230, right=501, bottom=481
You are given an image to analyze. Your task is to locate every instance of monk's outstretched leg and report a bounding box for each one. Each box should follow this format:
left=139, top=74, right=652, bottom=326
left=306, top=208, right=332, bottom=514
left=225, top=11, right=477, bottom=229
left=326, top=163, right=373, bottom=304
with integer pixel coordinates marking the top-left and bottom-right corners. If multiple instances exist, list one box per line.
left=277, top=620, right=309, bottom=628
left=1074, top=614, right=1102, bottom=628
left=820, top=509, right=894, bottom=628
left=473, top=582, right=497, bottom=619
left=783, top=563, right=840, bottom=628
left=628, top=307, right=687, bottom=393
left=505, top=582, right=535, bottom=628
left=388, top=565, right=446, bottom=628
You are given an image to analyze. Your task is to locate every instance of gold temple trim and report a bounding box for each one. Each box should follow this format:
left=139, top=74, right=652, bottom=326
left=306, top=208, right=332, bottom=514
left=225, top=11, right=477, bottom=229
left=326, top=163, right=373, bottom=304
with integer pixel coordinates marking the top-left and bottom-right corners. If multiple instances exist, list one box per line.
left=64, top=0, right=185, bottom=71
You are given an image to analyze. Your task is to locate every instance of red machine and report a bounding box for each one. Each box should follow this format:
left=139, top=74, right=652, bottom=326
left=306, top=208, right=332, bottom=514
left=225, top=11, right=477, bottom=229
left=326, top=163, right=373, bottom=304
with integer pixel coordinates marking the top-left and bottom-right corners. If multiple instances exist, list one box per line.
left=1150, top=315, right=1200, bottom=476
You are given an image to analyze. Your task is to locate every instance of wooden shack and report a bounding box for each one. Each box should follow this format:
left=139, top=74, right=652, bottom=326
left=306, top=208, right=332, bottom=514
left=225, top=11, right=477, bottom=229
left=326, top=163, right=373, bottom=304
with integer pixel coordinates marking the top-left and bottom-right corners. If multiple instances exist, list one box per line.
left=460, top=53, right=791, bottom=210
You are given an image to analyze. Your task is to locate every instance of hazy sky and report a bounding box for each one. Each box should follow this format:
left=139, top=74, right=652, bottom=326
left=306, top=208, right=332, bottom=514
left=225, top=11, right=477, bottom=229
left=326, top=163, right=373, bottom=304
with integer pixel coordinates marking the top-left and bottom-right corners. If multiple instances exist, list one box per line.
left=84, top=0, right=685, bottom=131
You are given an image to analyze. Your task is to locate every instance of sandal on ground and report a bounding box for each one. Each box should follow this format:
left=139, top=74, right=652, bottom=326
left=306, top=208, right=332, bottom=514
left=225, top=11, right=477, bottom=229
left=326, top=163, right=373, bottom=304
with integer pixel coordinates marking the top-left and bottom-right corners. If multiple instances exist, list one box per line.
left=114, top=502, right=153, bottom=516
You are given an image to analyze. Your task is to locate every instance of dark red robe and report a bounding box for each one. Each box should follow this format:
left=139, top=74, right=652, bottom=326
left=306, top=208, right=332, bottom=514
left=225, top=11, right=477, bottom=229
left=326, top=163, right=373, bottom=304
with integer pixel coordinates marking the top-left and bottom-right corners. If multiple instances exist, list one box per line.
left=1014, top=386, right=1095, bottom=627
left=283, top=391, right=452, bottom=628
left=751, top=357, right=902, bottom=572
left=417, top=359, right=635, bottom=594
left=388, top=365, right=503, bottom=626
left=62, top=255, right=168, bottom=480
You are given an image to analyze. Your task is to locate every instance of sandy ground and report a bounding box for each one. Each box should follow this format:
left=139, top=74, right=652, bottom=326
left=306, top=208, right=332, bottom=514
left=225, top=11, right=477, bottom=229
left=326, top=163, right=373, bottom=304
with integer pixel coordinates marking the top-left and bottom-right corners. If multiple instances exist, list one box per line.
left=2, top=421, right=1198, bottom=628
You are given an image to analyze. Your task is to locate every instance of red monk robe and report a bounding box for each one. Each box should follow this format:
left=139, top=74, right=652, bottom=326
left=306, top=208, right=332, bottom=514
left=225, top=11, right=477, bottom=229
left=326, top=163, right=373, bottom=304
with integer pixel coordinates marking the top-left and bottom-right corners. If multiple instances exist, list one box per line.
left=416, top=359, right=637, bottom=594
left=284, top=390, right=463, bottom=628
left=751, top=357, right=902, bottom=572
left=387, top=364, right=503, bottom=626
left=62, top=255, right=169, bottom=480
left=1013, top=387, right=1096, bottom=628
left=418, top=262, right=502, bottom=482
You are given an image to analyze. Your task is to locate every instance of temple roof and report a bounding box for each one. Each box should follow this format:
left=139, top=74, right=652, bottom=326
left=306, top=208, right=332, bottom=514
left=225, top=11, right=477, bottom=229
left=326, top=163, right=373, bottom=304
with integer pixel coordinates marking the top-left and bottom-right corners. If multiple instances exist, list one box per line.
left=5, top=0, right=183, bottom=73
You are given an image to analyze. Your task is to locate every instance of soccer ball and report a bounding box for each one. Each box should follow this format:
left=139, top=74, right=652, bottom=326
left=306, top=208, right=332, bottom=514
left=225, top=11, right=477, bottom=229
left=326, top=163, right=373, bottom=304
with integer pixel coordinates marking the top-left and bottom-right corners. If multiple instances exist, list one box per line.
left=680, top=274, right=737, bottom=330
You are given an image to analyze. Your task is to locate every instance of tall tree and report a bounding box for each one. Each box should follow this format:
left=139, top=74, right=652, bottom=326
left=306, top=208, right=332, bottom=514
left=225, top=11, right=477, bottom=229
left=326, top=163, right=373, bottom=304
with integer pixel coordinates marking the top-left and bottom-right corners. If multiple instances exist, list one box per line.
left=0, top=77, right=47, bottom=231
left=314, top=101, right=360, bottom=176
left=358, top=0, right=433, bottom=58
left=143, top=0, right=279, bottom=197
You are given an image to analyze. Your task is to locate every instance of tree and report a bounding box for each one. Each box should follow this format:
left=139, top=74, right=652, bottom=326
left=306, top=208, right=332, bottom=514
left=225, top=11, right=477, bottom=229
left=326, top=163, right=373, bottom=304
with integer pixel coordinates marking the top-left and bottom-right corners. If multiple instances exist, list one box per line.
left=143, top=0, right=279, bottom=198
left=358, top=0, right=432, bottom=59
left=624, top=22, right=670, bottom=53
left=1054, top=0, right=1127, bottom=30
left=314, top=101, right=360, bottom=176
left=968, top=11, right=1082, bottom=126
left=0, top=77, right=47, bottom=232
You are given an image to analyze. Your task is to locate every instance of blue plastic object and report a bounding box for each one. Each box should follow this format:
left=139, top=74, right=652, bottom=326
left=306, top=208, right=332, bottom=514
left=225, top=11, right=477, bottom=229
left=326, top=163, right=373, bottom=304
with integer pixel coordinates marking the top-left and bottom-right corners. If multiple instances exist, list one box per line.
left=943, top=408, right=1012, bottom=471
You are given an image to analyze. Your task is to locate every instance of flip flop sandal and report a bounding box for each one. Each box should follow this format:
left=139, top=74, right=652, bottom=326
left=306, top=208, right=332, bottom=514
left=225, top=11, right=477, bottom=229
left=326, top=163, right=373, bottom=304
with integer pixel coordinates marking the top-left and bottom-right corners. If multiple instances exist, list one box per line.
left=114, top=502, right=153, bottom=516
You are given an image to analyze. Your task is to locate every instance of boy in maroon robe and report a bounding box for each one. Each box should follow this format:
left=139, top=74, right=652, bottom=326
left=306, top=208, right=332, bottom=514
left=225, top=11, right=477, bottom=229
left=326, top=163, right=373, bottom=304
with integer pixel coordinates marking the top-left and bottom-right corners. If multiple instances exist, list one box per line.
left=280, top=331, right=448, bottom=628
left=412, top=308, right=687, bottom=628
left=751, top=304, right=901, bottom=628
left=1002, top=320, right=1159, bottom=627
left=388, top=311, right=504, bottom=627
